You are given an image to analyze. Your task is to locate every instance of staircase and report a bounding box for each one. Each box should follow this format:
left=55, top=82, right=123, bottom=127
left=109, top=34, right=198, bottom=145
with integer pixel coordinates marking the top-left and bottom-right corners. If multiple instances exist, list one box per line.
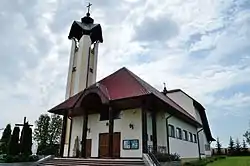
left=37, top=158, right=146, bottom=166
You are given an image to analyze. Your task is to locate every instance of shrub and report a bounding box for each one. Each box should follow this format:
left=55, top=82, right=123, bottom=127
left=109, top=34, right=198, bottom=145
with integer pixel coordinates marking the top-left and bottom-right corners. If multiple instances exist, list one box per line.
left=183, top=156, right=226, bottom=166
left=154, top=153, right=180, bottom=162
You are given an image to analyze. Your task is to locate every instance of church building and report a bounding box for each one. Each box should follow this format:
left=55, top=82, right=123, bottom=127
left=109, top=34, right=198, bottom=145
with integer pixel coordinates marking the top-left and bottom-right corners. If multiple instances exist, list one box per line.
left=48, top=5, right=215, bottom=160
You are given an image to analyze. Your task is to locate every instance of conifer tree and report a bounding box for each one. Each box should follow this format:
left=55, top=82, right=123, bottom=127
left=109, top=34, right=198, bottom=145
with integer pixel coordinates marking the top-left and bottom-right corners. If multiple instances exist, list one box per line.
left=235, top=138, right=241, bottom=155
left=242, top=139, right=248, bottom=153
left=8, top=126, right=20, bottom=155
left=228, top=136, right=235, bottom=155
left=20, top=123, right=32, bottom=155
left=0, top=124, right=12, bottom=154
left=216, top=137, right=222, bottom=155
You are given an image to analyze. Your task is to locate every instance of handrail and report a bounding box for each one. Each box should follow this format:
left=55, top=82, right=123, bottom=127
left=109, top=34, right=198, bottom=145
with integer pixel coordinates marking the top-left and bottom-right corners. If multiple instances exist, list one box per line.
left=148, top=152, right=161, bottom=166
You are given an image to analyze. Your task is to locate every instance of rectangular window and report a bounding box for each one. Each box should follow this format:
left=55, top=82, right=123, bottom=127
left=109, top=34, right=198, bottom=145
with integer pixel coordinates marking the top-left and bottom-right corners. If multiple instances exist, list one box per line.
left=193, top=134, right=197, bottom=143
left=176, top=128, right=182, bottom=139
left=183, top=130, right=188, bottom=141
left=168, top=124, right=175, bottom=138
left=189, top=132, right=193, bottom=142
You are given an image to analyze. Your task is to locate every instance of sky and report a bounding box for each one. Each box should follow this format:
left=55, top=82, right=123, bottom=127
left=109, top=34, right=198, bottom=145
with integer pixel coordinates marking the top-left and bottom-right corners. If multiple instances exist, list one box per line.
left=0, top=0, right=250, bottom=148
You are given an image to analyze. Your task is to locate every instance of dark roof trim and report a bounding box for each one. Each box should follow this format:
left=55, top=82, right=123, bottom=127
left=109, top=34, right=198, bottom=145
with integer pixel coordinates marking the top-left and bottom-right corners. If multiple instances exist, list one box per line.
left=167, top=89, right=215, bottom=142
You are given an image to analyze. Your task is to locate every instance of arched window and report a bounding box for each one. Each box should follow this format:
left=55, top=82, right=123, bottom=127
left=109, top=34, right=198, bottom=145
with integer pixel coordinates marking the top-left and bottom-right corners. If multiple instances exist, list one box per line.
left=168, top=124, right=175, bottom=138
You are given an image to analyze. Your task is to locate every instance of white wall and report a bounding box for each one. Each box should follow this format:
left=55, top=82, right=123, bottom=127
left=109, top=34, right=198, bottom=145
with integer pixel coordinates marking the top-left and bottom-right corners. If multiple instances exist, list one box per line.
left=70, top=109, right=143, bottom=158
left=167, top=92, right=199, bottom=122
left=156, top=111, right=167, bottom=148
left=87, top=114, right=109, bottom=157
left=167, top=113, right=199, bottom=158
left=114, top=109, right=143, bottom=158
left=69, top=116, right=84, bottom=157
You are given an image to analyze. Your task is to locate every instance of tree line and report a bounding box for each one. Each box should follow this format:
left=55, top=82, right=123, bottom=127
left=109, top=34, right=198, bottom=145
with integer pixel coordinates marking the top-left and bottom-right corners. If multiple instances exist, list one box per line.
left=215, top=130, right=250, bottom=156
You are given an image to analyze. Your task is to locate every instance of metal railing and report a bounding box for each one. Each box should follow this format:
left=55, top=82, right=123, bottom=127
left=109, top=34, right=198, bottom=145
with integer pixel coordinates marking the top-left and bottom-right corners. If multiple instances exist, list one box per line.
left=148, top=152, right=161, bottom=166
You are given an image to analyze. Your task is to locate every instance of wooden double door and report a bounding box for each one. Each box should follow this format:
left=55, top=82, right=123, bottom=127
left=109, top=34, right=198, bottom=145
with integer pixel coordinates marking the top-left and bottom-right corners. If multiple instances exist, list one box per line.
left=99, top=132, right=121, bottom=158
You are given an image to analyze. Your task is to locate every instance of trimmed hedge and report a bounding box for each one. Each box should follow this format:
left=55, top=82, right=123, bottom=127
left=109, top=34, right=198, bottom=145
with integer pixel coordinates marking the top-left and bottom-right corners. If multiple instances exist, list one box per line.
left=183, top=156, right=226, bottom=166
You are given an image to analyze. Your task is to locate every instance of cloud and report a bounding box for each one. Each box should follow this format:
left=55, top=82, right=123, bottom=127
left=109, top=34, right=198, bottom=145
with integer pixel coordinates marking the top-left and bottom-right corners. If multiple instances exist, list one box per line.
left=133, top=16, right=179, bottom=43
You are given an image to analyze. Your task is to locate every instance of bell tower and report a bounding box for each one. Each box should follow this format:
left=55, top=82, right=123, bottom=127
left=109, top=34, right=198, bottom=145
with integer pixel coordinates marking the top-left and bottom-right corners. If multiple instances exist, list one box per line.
left=62, top=3, right=103, bottom=157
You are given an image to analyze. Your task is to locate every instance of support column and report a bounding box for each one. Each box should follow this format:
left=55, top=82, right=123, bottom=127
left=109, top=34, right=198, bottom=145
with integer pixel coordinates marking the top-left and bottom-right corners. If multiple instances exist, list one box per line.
left=152, top=111, right=157, bottom=153
left=67, top=118, right=73, bottom=157
left=141, top=106, right=148, bottom=153
left=81, top=111, right=88, bottom=158
left=108, top=107, right=114, bottom=158
left=60, top=112, right=68, bottom=157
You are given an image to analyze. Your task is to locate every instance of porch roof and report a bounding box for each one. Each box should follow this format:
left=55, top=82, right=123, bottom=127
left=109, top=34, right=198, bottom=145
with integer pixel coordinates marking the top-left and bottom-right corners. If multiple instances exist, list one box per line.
left=48, top=67, right=200, bottom=126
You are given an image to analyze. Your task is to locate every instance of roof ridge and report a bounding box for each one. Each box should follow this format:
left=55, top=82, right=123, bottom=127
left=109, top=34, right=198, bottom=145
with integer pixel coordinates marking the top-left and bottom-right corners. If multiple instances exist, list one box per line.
left=98, top=67, right=126, bottom=83
left=122, top=67, right=151, bottom=94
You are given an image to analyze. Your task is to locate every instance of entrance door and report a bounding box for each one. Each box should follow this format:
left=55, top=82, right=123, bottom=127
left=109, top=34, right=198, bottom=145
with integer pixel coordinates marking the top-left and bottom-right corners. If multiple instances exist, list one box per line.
left=99, top=132, right=121, bottom=158
left=99, top=133, right=109, bottom=158
left=86, top=139, right=92, bottom=158
left=113, top=132, right=121, bottom=158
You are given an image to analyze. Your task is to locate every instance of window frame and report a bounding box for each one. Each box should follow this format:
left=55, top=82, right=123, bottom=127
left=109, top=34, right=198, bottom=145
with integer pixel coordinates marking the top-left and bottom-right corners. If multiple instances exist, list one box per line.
left=168, top=124, right=175, bottom=138
left=176, top=127, right=182, bottom=140
left=183, top=130, right=188, bottom=141
left=193, top=134, right=197, bottom=143
left=189, top=132, right=193, bottom=142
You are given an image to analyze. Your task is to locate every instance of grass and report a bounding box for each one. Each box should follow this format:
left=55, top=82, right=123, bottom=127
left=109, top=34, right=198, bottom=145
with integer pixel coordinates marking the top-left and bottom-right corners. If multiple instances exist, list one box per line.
left=207, top=156, right=250, bottom=166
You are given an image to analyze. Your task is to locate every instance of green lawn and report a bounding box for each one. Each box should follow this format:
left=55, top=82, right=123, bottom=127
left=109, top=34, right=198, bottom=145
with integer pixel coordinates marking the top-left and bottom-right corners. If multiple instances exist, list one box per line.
left=207, top=156, right=250, bottom=166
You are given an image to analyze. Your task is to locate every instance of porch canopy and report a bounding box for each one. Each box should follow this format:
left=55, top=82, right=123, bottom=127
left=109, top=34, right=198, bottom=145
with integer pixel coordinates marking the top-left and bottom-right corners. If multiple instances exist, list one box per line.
left=48, top=67, right=201, bottom=127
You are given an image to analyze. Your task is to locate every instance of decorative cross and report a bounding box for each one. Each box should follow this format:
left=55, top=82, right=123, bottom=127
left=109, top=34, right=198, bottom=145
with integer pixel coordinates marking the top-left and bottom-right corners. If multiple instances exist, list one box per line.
left=87, top=2, right=92, bottom=14
left=15, top=117, right=33, bottom=127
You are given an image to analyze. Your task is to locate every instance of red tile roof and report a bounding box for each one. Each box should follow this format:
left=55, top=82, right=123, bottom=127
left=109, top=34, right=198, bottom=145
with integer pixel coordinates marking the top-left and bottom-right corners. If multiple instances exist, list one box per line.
left=99, top=67, right=198, bottom=122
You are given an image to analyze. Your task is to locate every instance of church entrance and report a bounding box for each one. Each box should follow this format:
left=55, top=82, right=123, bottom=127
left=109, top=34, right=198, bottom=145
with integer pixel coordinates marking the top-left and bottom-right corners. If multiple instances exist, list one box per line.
left=99, top=132, right=121, bottom=158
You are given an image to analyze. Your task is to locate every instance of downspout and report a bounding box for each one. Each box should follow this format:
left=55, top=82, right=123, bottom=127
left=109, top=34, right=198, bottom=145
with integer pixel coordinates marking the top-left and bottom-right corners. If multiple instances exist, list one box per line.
left=197, top=128, right=204, bottom=160
left=166, top=114, right=173, bottom=154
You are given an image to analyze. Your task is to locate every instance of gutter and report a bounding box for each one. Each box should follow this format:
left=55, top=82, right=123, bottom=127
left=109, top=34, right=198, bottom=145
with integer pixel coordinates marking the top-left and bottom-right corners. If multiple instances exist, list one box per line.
left=197, top=128, right=204, bottom=160
left=166, top=114, right=173, bottom=154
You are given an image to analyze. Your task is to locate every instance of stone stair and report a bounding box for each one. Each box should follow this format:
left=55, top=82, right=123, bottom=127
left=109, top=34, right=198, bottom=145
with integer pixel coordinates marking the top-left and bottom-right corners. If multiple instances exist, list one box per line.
left=37, top=158, right=146, bottom=166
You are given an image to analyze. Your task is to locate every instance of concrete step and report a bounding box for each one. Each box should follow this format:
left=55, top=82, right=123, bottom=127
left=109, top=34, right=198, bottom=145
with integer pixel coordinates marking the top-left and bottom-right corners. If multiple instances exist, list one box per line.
left=38, top=158, right=145, bottom=166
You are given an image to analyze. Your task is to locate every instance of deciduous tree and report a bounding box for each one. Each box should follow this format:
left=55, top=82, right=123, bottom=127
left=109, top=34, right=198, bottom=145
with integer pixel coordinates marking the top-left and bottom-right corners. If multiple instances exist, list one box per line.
left=48, top=114, right=62, bottom=145
left=34, top=114, right=62, bottom=155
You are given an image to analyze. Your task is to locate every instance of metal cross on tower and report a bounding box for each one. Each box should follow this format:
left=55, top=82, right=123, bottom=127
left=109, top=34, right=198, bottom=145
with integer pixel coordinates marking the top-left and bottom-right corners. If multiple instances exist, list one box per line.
left=86, top=2, right=92, bottom=16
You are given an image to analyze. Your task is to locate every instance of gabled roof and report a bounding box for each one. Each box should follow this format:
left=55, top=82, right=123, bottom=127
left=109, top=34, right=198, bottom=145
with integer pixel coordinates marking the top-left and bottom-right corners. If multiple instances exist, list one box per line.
left=99, top=67, right=198, bottom=122
left=48, top=67, right=200, bottom=126
left=167, top=89, right=215, bottom=142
